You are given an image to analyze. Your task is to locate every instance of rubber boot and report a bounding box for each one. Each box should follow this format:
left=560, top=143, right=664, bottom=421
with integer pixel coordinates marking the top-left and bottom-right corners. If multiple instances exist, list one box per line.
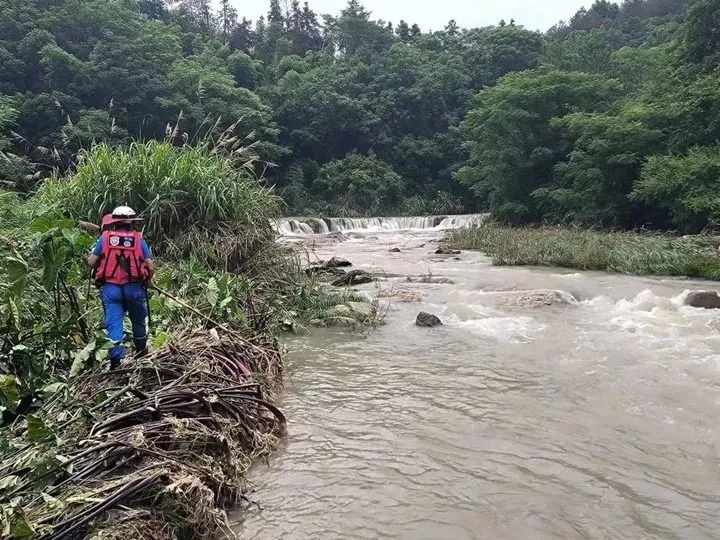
left=134, top=336, right=148, bottom=359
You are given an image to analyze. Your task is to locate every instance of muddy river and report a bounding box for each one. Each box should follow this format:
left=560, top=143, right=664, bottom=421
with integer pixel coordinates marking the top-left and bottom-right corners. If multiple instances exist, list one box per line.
left=233, top=216, right=720, bottom=539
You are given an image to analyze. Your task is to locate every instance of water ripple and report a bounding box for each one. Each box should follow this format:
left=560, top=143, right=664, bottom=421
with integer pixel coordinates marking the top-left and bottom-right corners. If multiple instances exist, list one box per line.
left=233, top=229, right=720, bottom=540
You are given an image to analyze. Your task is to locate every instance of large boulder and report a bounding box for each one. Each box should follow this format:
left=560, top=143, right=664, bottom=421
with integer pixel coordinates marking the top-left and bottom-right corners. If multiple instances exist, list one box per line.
left=684, top=290, right=720, bottom=309
left=332, top=270, right=374, bottom=287
left=416, top=311, right=442, bottom=327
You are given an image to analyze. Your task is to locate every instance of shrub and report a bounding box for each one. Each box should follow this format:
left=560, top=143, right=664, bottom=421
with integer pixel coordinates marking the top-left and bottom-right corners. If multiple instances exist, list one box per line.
left=448, top=221, right=720, bottom=279
left=37, top=138, right=281, bottom=270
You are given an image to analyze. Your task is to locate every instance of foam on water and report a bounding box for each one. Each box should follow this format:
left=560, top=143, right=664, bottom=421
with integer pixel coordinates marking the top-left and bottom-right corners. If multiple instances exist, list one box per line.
left=580, top=289, right=720, bottom=357
left=452, top=315, right=545, bottom=343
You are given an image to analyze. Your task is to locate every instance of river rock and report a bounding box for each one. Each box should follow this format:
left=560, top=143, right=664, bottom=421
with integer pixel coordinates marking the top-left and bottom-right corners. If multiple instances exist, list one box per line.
left=332, top=270, right=374, bottom=287
left=684, top=290, right=720, bottom=309
left=378, top=289, right=423, bottom=302
left=435, top=247, right=461, bottom=255
left=325, top=231, right=347, bottom=242
left=305, top=266, right=346, bottom=277
left=328, top=304, right=353, bottom=318
left=487, top=289, right=577, bottom=308
left=323, top=257, right=352, bottom=268
left=416, top=312, right=442, bottom=327
left=346, top=301, right=374, bottom=318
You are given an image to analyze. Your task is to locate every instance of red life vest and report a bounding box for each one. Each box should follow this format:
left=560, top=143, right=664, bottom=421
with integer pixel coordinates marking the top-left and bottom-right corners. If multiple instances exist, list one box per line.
left=94, top=230, right=150, bottom=286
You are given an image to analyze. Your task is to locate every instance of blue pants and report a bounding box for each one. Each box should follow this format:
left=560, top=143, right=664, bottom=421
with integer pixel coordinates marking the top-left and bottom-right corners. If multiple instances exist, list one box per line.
left=100, top=283, right=148, bottom=362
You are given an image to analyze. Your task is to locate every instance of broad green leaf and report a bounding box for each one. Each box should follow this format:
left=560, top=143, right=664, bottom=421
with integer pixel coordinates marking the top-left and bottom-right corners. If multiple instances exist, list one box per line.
left=41, top=382, right=66, bottom=400
left=3, top=507, right=34, bottom=540
left=30, top=213, right=73, bottom=234
left=70, top=340, right=96, bottom=377
left=206, top=277, right=219, bottom=307
left=60, top=228, right=81, bottom=246
left=0, top=375, right=20, bottom=413
left=42, top=243, right=70, bottom=293
left=40, top=492, right=65, bottom=510
left=0, top=475, right=19, bottom=491
left=3, top=256, right=28, bottom=287
left=26, top=415, right=54, bottom=442
left=7, top=298, right=20, bottom=331
left=152, top=331, right=169, bottom=348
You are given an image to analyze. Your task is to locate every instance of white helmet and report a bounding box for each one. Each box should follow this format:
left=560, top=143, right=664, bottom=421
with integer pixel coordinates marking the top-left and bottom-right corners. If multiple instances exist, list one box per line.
left=111, top=206, right=140, bottom=221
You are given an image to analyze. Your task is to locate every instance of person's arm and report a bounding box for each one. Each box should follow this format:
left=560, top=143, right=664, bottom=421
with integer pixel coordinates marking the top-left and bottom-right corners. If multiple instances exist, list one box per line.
left=141, top=240, right=155, bottom=277
left=87, top=237, right=103, bottom=268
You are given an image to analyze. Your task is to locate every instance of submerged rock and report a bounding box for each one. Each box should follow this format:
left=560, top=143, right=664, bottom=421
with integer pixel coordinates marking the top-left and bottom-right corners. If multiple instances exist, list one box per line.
left=332, top=269, right=374, bottom=287
left=378, top=289, right=423, bottom=302
left=325, top=231, right=347, bottom=242
left=434, top=247, right=461, bottom=255
left=684, top=290, right=720, bottom=309
left=487, top=289, right=577, bottom=308
left=406, top=276, right=456, bottom=285
left=416, top=311, right=442, bottom=327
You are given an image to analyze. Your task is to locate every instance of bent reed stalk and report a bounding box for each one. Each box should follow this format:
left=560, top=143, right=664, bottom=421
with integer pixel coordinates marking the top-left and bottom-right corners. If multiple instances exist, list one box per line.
left=0, top=330, right=284, bottom=539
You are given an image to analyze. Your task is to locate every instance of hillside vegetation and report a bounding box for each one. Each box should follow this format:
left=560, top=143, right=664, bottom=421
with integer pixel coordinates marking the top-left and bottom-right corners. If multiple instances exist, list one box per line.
left=1, top=0, right=718, bottom=230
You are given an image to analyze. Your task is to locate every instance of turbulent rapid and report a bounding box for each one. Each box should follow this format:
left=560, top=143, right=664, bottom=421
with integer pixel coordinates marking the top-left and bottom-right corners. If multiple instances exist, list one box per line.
left=234, top=216, right=720, bottom=539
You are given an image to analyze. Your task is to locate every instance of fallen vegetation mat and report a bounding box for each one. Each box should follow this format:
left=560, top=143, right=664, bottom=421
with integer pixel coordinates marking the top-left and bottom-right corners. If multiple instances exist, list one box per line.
left=0, top=330, right=285, bottom=539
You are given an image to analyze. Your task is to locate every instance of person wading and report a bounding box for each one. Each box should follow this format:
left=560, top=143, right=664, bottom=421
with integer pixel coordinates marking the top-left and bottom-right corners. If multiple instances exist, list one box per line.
left=87, top=206, right=155, bottom=370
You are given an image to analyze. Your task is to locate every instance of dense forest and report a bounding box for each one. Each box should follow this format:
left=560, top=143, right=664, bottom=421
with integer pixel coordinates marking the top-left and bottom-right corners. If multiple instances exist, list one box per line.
left=0, top=0, right=719, bottom=231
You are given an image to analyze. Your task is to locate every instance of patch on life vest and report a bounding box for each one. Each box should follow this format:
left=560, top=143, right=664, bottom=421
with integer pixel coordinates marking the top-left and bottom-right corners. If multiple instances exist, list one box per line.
left=109, top=234, right=136, bottom=248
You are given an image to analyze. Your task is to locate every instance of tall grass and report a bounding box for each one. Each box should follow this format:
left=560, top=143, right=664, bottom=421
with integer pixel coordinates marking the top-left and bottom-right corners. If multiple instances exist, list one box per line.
left=37, top=139, right=280, bottom=253
left=448, top=221, right=720, bottom=280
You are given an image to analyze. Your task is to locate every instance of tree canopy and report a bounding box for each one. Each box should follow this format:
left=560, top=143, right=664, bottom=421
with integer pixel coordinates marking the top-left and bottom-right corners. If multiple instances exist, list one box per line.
left=3, top=0, right=720, bottom=230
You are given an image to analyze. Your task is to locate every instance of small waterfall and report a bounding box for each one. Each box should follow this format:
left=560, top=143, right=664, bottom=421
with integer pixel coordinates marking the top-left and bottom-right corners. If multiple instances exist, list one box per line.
left=435, top=214, right=486, bottom=229
left=273, top=219, right=315, bottom=235
left=272, top=214, right=486, bottom=236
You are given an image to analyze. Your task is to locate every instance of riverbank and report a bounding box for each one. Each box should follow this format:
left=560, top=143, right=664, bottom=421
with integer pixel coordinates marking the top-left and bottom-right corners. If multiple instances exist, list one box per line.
left=446, top=222, right=720, bottom=280
left=0, top=141, right=381, bottom=537
left=0, top=331, right=285, bottom=539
